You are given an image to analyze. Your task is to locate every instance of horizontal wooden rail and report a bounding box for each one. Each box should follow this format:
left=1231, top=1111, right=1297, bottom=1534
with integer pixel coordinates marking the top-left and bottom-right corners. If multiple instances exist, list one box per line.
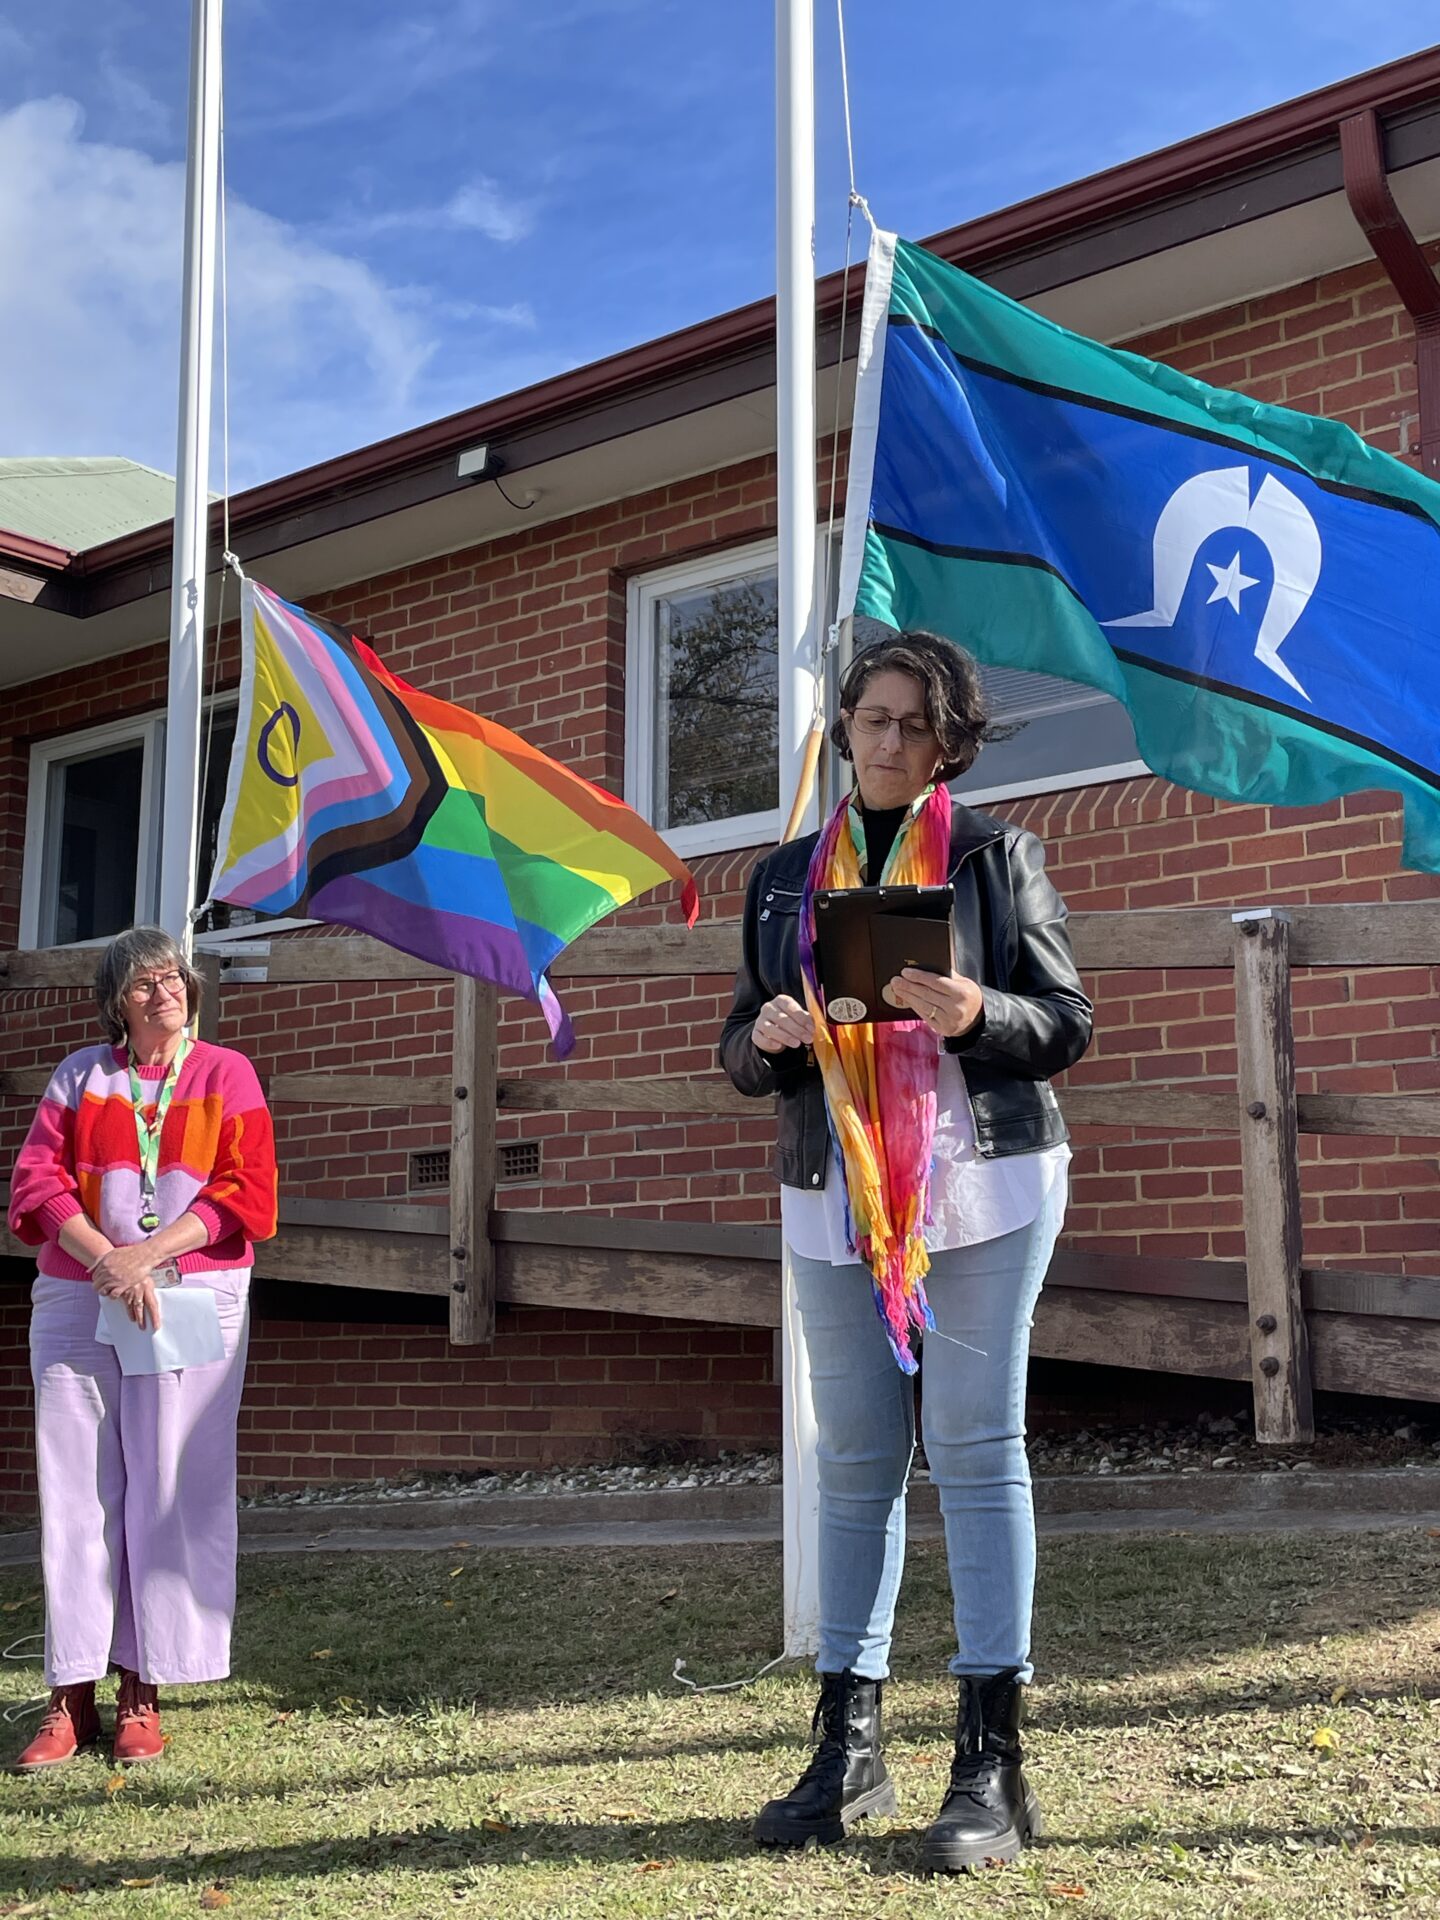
left=267, top=1072, right=451, bottom=1107
left=5, top=1057, right=1440, bottom=1140
left=4, top=900, right=1438, bottom=994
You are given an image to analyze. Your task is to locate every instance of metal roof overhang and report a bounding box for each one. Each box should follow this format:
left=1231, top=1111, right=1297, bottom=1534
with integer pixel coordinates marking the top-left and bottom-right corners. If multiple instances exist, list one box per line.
left=4, top=48, right=1440, bottom=692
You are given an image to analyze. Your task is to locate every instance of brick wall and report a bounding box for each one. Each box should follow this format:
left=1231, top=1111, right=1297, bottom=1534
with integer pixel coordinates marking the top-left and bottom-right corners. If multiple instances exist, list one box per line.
left=1, top=252, right=1438, bottom=1510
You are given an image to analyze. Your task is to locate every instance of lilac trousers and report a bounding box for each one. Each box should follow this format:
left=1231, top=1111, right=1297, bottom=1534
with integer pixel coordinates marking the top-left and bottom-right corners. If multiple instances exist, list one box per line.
left=29, top=1270, right=251, bottom=1687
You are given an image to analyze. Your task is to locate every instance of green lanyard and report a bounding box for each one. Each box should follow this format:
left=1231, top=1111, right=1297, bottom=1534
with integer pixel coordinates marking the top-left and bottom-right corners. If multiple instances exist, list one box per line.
left=128, top=1036, right=191, bottom=1233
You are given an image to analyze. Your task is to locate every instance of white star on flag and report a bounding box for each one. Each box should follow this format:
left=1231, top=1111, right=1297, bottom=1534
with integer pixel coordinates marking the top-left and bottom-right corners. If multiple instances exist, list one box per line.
left=1205, top=552, right=1260, bottom=613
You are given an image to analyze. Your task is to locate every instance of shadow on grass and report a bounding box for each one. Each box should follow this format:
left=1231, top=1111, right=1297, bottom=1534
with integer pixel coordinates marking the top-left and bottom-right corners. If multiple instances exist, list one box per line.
left=3, top=1817, right=755, bottom=1891
left=7, top=1814, right=1440, bottom=1897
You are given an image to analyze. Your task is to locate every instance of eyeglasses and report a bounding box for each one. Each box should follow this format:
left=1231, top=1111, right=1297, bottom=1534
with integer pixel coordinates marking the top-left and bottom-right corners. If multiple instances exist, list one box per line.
left=128, top=970, right=186, bottom=1001
left=847, top=705, right=937, bottom=745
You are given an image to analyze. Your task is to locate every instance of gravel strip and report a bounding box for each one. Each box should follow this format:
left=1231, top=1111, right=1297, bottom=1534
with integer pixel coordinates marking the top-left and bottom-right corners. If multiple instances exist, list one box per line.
left=238, top=1409, right=1440, bottom=1514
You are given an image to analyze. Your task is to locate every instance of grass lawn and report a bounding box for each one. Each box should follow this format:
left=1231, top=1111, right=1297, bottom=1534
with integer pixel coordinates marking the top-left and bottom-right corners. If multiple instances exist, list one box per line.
left=1, top=1528, right=1438, bottom=1918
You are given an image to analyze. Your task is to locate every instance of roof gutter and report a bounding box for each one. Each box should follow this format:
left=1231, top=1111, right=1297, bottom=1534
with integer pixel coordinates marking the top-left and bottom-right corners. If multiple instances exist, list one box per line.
left=1341, top=106, right=1440, bottom=480
left=0, top=526, right=76, bottom=574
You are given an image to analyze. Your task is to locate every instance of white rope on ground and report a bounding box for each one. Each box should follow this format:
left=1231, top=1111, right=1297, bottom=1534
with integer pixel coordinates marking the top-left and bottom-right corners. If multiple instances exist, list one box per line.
left=672, top=1651, right=792, bottom=1696
left=2, top=1632, right=47, bottom=1725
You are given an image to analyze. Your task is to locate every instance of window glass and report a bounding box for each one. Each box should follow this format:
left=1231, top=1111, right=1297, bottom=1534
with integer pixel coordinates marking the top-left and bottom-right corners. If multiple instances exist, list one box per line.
left=42, top=744, right=144, bottom=945
left=650, top=564, right=779, bottom=830
left=194, top=706, right=250, bottom=933
left=954, top=663, right=1144, bottom=801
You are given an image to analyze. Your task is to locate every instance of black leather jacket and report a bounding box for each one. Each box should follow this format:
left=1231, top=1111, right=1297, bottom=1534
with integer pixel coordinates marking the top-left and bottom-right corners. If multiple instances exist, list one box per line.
left=719, top=803, right=1093, bottom=1190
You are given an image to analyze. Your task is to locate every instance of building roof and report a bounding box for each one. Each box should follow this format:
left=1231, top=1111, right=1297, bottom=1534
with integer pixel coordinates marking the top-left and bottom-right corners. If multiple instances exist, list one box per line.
left=0, top=457, right=177, bottom=553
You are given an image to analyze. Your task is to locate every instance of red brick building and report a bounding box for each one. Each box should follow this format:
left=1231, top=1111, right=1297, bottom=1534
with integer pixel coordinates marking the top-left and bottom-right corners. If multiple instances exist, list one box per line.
left=3, top=50, right=1440, bottom=1511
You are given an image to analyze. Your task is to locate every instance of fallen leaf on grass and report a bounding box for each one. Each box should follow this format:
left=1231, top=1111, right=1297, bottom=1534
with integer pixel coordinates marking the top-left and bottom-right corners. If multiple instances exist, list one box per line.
left=199, top=1889, right=232, bottom=1911
left=449, top=1567, right=465, bottom=1579
left=603, top=1808, right=643, bottom=1821
left=104, top=1772, right=127, bottom=1795
left=270, top=1710, right=294, bottom=1725
left=0, top=1903, right=45, bottom=1915
left=120, top=1878, right=160, bottom=1888
left=0, top=1593, right=40, bottom=1613
left=1331, top=1684, right=1350, bottom=1705
left=442, top=1600, right=456, bottom=1609
left=480, top=1818, right=511, bottom=1835
left=1310, top=1726, right=1341, bottom=1754
left=911, top=1753, right=938, bottom=1767
left=657, top=1589, right=679, bottom=1605
left=636, top=1861, right=674, bottom=1873
left=1046, top=1886, right=1088, bottom=1900
left=309, top=1648, right=333, bottom=1660
left=450, top=1540, right=471, bottom=1548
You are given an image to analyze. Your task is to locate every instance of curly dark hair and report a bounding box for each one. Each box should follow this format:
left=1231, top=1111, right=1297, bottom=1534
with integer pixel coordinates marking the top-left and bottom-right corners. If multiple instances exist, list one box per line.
left=831, top=630, right=991, bottom=782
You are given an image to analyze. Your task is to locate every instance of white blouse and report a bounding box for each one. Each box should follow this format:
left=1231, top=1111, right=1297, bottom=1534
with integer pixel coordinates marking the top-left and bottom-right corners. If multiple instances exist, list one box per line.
left=780, top=1046, right=1069, bottom=1265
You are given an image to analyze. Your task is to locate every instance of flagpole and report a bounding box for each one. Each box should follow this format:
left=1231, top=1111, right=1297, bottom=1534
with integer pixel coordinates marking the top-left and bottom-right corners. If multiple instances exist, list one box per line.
left=158, top=0, right=225, bottom=951
left=776, top=0, right=822, bottom=1659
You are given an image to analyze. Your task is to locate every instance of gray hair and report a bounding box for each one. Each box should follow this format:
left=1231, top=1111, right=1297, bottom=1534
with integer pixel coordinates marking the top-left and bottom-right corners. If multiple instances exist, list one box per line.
left=94, top=927, right=202, bottom=1045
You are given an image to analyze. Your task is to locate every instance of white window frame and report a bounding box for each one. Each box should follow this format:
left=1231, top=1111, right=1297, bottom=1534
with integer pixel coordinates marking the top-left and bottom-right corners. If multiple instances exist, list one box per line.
left=625, top=539, right=783, bottom=858
left=19, top=713, right=166, bottom=950
left=955, top=672, right=1149, bottom=807
left=19, top=695, right=317, bottom=951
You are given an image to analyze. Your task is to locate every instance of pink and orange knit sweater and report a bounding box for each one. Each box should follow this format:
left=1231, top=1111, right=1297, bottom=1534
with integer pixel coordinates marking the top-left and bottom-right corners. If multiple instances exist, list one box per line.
left=9, top=1041, right=278, bottom=1280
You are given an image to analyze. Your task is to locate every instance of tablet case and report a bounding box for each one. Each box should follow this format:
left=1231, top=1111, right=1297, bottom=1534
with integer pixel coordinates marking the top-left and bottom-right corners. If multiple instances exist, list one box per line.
left=812, top=884, right=956, bottom=1024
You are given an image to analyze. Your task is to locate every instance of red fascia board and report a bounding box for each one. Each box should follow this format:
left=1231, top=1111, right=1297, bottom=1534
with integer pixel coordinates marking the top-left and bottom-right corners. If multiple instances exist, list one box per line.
left=0, top=525, right=76, bottom=572
left=76, top=41, right=1440, bottom=581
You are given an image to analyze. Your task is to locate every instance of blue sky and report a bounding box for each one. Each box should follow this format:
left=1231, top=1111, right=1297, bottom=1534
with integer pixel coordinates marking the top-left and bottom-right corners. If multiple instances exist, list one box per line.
left=0, top=0, right=1436, bottom=491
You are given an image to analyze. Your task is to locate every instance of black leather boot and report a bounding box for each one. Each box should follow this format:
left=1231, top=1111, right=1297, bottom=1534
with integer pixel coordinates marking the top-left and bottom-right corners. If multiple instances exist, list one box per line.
left=921, top=1669, right=1043, bottom=1873
left=753, top=1670, right=897, bottom=1847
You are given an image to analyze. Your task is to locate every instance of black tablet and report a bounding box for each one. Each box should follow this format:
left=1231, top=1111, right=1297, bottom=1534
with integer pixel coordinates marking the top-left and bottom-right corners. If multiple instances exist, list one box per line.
left=812, top=884, right=956, bottom=1025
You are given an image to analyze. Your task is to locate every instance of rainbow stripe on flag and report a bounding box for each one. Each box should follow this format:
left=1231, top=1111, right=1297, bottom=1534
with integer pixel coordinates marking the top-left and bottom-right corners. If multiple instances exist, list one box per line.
left=207, top=579, right=697, bottom=1053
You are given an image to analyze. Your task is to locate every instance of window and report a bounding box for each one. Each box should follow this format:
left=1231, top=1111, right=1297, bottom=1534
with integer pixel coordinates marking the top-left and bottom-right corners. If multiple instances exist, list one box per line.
left=20, top=701, right=242, bottom=949
left=626, top=542, right=782, bottom=856
left=953, top=664, right=1148, bottom=806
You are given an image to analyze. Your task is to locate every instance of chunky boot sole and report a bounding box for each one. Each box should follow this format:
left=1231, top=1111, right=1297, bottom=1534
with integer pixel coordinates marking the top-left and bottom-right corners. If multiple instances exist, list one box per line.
left=753, top=1776, right=899, bottom=1849
left=920, top=1790, right=1043, bottom=1874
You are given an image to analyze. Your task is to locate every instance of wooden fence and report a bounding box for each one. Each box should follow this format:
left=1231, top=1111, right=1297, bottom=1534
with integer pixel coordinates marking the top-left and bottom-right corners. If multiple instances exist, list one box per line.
left=3, top=900, right=1440, bottom=1445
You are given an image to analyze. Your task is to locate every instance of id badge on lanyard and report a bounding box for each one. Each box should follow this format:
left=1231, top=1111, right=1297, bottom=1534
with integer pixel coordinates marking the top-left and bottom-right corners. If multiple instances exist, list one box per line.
left=129, top=1036, right=191, bottom=1235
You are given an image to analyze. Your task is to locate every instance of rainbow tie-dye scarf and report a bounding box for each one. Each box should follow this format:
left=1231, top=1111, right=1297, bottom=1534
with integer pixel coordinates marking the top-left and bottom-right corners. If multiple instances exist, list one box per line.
left=798, top=783, right=953, bottom=1371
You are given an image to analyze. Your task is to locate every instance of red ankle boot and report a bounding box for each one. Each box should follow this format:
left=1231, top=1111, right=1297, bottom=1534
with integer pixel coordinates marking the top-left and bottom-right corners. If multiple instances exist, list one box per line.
left=113, top=1669, right=164, bottom=1763
left=14, top=1683, right=101, bottom=1770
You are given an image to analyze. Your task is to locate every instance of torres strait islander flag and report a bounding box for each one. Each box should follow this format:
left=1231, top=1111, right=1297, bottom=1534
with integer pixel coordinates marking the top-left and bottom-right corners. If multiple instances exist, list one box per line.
left=207, top=580, right=698, bottom=1055
left=838, top=230, right=1440, bottom=870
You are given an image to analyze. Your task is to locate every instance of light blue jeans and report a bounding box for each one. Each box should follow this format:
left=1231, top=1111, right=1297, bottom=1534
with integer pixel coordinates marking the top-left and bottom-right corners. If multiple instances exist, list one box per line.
left=790, top=1184, right=1063, bottom=1684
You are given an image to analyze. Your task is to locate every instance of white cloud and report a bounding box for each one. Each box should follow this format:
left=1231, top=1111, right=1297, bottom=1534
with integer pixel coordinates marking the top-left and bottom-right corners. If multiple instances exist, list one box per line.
left=0, top=96, right=535, bottom=488
left=96, top=55, right=173, bottom=145
left=445, top=181, right=532, bottom=243
left=329, top=177, right=534, bottom=247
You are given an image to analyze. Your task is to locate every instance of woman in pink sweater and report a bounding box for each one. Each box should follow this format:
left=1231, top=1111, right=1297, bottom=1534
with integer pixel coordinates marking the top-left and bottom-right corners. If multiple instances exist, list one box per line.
left=8, top=927, right=277, bottom=1771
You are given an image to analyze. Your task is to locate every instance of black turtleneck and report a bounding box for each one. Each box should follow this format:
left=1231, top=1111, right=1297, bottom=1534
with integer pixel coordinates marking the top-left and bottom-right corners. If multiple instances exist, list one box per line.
left=860, top=804, right=909, bottom=884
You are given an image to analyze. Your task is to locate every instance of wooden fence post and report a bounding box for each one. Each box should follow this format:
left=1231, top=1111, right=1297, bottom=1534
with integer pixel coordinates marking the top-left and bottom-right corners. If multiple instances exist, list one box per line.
left=449, top=975, right=498, bottom=1345
left=1233, top=909, right=1314, bottom=1442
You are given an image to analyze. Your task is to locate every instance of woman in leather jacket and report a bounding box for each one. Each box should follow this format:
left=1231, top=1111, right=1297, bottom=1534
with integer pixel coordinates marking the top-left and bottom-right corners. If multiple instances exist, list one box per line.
left=720, top=631, right=1092, bottom=1873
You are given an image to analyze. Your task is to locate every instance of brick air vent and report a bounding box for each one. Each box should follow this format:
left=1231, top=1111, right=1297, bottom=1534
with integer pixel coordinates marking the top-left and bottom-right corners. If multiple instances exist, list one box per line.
left=408, top=1149, right=451, bottom=1191
left=498, top=1140, right=542, bottom=1183
left=408, top=1142, right=541, bottom=1189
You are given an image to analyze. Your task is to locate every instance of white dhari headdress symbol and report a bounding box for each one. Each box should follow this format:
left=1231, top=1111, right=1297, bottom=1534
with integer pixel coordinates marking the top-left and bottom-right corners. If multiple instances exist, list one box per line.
left=1102, top=465, right=1321, bottom=701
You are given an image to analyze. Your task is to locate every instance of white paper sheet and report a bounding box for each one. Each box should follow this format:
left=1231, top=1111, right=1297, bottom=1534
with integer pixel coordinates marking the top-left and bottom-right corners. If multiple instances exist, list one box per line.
left=95, top=1288, right=224, bottom=1375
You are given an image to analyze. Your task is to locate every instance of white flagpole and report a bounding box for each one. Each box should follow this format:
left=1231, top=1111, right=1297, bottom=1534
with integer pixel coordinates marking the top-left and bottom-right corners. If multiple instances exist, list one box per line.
left=158, top=0, right=225, bottom=951
left=776, top=0, right=822, bottom=1659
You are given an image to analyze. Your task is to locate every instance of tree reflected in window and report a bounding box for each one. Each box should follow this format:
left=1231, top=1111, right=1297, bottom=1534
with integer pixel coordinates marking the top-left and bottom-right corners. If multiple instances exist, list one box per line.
left=654, top=567, right=779, bottom=829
